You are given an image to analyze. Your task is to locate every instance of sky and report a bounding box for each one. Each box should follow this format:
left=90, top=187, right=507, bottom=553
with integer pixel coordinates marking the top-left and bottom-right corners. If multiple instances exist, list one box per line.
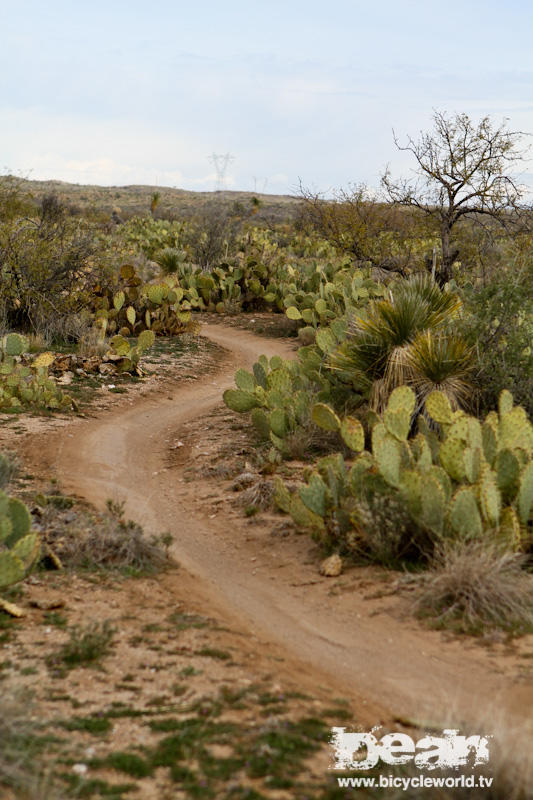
left=1, top=0, right=533, bottom=195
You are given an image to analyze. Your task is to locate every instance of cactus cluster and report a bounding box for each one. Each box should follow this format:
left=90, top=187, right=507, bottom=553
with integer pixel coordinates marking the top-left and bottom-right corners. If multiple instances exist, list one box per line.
left=94, top=249, right=384, bottom=340
left=104, top=329, right=156, bottom=375
left=0, top=488, right=39, bottom=590
left=93, top=264, right=197, bottom=338
left=284, top=267, right=384, bottom=329
left=223, top=312, right=365, bottom=457
left=279, top=387, right=533, bottom=560
left=223, top=355, right=319, bottom=456
left=0, top=334, right=76, bottom=412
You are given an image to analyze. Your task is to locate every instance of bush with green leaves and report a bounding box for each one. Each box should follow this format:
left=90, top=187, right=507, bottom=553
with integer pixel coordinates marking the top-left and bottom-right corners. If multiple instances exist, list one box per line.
left=276, top=387, right=533, bottom=564
left=460, top=267, right=533, bottom=417
left=0, top=192, right=113, bottom=337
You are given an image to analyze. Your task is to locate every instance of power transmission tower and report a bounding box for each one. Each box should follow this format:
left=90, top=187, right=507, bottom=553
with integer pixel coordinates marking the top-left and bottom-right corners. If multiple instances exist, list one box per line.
left=208, top=153, right=235, bottom=191
left=252, top=176, right=268, bottom=194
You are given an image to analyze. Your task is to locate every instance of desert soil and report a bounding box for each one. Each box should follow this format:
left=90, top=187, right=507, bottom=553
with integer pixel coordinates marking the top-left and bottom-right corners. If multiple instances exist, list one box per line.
left=15, top=320, right=533, bottom=738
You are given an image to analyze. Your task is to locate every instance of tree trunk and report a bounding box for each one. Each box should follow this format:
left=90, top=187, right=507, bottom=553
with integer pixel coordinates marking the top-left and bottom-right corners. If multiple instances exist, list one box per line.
left=437, top=220, right=458, bottom=286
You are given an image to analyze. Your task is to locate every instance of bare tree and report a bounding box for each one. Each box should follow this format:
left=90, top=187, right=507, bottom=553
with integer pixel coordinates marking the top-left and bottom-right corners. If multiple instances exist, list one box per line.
left=299, top=181, right=421, bottom=277
left=382, top=111, right=530, bottom=285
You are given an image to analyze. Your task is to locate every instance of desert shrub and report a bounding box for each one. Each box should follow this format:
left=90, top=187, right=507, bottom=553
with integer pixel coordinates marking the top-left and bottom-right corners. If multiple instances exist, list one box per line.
left=0, top=450, right=19, bottom=489
left=47, top=620, right=115, bottom=670
left=415, top=542, right=533, bottom=634
left=41, top=498, right=173, bottom=573
left=460, top=267, right=533, bottom=417
left=0, top=192, right=112, bottom=338
left=0, top=691, right=59, bottom=798
left=299, top=182, right=427, bottom=275
left=0, top=174, right=35, bottom=222
left=184, top=204, right=240, bottom=268
left=346, top=490, right=418, bottom=566
left=154, top=246, right=187, bottom=274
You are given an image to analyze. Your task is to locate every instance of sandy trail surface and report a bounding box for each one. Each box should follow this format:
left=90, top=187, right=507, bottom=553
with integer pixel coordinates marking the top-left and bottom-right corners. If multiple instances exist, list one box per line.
left=31, top=323, right=533, bottom=733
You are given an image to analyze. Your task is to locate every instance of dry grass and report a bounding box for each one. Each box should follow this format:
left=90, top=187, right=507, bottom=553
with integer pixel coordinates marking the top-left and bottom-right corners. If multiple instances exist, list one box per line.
left=414, top=541, right=533, bottom=635
left=0, top=691, right=61, bottom=799
left=41, top=498, right=174, bottom=573
left=239, top=476, right=274, bottom=510
left=76, top=322, right=109, bottom=358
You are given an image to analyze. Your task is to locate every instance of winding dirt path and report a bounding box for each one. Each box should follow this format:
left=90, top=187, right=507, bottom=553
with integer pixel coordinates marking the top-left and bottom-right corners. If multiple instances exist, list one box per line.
left=33, top=323, right=533, bottom=734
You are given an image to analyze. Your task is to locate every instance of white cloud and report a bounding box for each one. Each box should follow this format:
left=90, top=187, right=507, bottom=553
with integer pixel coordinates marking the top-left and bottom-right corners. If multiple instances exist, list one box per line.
left=0, top=108, right=209, bottom=188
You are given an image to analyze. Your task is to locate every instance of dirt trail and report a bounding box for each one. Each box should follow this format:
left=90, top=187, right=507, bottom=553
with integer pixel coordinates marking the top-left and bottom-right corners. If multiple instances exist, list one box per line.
left=35, top=323, right=533, bottom=734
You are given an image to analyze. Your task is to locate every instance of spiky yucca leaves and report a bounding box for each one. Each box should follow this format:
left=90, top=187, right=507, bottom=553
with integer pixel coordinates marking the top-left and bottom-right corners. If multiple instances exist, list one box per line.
left=154, top=247, right=186, bottom=275
left=330, top=274, right=472, bottom=413
left=406, top=330, right=474, bottom=410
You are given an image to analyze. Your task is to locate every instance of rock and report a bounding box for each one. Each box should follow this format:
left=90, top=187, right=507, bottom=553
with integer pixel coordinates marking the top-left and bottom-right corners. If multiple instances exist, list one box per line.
left=98, top=363, right=114, bottom=375
left=319, top=553, right=343, bottom=577
left=27, top=588, right=65, bottom=610
left=57, top=371, right=74, bottom=385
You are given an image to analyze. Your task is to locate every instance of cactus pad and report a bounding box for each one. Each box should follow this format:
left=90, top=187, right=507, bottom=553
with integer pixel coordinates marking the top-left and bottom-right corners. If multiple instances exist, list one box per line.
left=0, top=551, right=24, bottom=589
left=269, top=408, right=289, bottom=438
left=311, top=403, right=340, bottom=432
left=387, top=385, right=416, bottom=415
left=299, top=474, right=327, bottom=517
left=425, top=390, right=453, bottom=425
left=384, top=407, right=411, bottom=441
left=234, top=369, right=256, bottom=393
left=340, top=417, right=365, bottom=452
left=517, top=462, right=533, bottom=525
left=223, top=389, right=258, bottom=413
left=251, top=408, right=270, bottom=440
left=449, top=487, right=482, bottom=539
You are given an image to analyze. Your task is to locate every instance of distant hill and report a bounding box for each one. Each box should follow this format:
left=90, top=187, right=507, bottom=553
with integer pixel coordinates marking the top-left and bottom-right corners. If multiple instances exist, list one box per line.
left=11, top=177, right=302, bottom=224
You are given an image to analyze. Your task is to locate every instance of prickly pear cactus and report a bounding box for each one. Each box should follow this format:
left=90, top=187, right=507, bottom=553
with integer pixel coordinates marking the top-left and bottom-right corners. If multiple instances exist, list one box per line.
left=0, top=334, right=76, bottom=412
left=276, top=387, right=533, bottom=562
left=0, top=489, right=39, bottom=590
left=223, top=354, right=322, bottom=454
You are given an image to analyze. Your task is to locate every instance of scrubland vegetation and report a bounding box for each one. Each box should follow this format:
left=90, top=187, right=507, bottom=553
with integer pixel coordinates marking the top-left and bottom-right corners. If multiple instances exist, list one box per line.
left=1, top=111, right=533, bottom=797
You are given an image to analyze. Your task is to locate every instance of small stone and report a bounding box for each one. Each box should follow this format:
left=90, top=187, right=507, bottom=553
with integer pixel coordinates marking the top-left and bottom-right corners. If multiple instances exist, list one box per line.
left=319, top=553, right=343, bottom=577
left=57, top=371, right=74, bottom=385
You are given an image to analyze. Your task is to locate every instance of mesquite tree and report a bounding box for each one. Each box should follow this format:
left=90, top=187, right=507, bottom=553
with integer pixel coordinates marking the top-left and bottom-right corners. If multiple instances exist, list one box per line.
left=382, top=111, right=530, bottom=285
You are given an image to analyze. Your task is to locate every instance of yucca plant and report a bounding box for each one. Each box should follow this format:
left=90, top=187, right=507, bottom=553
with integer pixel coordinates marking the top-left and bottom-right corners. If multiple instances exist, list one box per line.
left=406, top=330, right=473, bottom=411
left=154, top=247, right=186, bottom=275
left=330, top=273, right=473, bottom=413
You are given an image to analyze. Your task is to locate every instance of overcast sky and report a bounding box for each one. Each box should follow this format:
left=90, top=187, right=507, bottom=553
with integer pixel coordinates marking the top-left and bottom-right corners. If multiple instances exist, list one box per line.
left=2, top=0, right=532, bottom=195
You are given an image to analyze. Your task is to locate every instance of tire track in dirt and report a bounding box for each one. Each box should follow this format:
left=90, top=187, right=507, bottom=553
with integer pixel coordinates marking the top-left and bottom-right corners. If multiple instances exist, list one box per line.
left=37, top=323, right=533, bottom=734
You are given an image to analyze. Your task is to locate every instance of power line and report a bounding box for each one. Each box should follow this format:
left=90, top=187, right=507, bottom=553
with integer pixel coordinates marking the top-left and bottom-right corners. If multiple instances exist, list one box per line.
left=208, top=153, right=235, bottom=191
